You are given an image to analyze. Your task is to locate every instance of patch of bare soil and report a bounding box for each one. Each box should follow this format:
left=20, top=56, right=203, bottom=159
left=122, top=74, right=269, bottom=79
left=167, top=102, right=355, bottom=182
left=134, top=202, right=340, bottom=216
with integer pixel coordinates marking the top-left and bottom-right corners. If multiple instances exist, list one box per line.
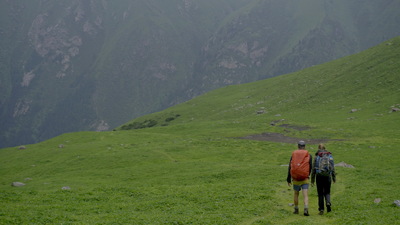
left=239, top=132, right=343, bottom=144
left=278, top=124, right=311, bottom=131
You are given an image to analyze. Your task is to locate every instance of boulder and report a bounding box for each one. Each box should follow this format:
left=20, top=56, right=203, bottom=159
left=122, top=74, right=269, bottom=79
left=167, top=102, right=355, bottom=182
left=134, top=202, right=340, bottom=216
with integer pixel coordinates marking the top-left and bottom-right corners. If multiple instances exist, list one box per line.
left=335, top=161, right=355, bottom=168
left=394, top=200, right=400, bottom=207
left=11, top=182, right=26, bottom=187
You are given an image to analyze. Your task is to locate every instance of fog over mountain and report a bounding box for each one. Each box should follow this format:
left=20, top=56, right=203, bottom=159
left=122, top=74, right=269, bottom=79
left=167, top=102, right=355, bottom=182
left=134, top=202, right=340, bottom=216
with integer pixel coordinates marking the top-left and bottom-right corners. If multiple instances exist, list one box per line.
left=1, top=0, right=400, bottom=148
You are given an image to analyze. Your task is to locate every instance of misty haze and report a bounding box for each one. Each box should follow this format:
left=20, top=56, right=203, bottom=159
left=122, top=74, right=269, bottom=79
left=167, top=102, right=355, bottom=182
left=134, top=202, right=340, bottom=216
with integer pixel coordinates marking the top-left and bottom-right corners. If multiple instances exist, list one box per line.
left=1, top=0, right=400, bottom=147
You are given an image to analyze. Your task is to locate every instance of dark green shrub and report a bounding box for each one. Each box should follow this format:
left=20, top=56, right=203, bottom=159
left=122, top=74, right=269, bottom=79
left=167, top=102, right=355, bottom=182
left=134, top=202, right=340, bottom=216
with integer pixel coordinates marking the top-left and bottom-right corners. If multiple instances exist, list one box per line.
left=165, top=117, right=175, bottom=122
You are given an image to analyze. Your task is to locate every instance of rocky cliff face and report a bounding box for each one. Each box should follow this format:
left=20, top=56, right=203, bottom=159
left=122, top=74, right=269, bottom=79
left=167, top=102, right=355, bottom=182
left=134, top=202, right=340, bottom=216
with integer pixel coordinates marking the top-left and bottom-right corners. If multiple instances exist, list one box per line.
left=1, top=0, right=400, bottom=148
left=1, top=0, right=108, bottom=146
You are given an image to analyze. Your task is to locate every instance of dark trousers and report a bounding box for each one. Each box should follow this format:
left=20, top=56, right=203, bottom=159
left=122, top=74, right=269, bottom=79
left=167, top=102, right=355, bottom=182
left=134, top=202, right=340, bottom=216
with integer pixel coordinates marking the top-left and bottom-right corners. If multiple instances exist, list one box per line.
left=316, top=175, right=331, bottom=211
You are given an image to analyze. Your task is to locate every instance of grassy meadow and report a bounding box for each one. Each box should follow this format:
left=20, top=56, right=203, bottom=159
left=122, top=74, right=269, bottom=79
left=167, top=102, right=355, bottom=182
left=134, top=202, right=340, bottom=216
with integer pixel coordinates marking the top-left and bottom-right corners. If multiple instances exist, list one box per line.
left=1, top=37, right=400, bottom=224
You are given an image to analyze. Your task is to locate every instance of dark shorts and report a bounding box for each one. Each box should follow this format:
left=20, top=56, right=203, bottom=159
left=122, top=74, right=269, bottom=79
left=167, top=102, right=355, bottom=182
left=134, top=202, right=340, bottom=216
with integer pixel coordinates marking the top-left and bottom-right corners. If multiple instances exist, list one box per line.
left=293, top=183, right=309, bottom=192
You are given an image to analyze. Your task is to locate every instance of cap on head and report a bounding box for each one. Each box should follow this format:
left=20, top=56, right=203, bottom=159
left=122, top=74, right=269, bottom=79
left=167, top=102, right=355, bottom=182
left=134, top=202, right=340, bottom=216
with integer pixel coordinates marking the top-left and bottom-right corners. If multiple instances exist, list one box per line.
left=298, top=140, right=306, bottom=147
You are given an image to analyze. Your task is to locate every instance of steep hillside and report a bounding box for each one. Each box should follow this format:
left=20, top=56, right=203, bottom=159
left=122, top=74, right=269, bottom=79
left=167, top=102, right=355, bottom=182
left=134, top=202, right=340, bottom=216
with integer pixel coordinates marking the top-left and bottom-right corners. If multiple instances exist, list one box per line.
left=1, top=0, right=400, bottom=148
left=119, top=36, right=400, bottom=141
left=196, top=0, right=400, bottom=88
left=0, top=37, right=399, bottom=224
left=0, top=0, right=250, bottom=147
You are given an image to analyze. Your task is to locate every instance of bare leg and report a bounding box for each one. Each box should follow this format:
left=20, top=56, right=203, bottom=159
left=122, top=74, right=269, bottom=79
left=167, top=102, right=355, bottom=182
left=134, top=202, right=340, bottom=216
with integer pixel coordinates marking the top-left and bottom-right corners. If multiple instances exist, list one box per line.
left=302, top=189, right=309, bottom=207
left=294, top=190, right=299, bottom=206
left=302, top=189, right=310, bottom=216
left=293, top=191, right=299, bottom=214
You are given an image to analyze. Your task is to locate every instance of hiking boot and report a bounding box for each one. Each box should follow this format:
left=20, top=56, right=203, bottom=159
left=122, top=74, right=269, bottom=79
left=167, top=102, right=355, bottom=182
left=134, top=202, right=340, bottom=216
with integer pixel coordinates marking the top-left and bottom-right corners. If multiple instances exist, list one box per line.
left=293, top=208, right=299, bottom=214
left=304, top=209, right=309, bottom=216
left=319, top=210, right=324, bottom=215
left=326, top=203, right=331, bottom=212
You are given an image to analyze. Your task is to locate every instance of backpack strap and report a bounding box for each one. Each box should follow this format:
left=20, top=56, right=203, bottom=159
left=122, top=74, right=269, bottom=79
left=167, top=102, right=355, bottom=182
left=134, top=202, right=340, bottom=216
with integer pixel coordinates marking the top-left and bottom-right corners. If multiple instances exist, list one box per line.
left=318, top=151, right=331, bottom=157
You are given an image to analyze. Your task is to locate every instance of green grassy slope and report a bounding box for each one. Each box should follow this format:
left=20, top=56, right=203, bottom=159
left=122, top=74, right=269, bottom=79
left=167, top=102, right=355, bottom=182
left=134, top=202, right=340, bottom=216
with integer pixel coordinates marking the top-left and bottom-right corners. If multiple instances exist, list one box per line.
left=121, top=36, right=399, bottom=141
left=0, top=37, right=399, bottom=224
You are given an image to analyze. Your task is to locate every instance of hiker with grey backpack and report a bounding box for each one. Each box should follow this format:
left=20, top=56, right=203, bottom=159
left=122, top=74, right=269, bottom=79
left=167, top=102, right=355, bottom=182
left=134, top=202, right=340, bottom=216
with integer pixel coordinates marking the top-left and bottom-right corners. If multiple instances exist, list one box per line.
left=311, top=144, right=336, bottom=215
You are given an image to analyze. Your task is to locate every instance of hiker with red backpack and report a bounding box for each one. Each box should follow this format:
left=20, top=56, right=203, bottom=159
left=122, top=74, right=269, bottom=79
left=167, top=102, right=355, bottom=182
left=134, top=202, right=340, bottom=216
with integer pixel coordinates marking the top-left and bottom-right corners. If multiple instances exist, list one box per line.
left=287, top=140, right=313, bottom=216
left=311, top=144, right=336, bottom=215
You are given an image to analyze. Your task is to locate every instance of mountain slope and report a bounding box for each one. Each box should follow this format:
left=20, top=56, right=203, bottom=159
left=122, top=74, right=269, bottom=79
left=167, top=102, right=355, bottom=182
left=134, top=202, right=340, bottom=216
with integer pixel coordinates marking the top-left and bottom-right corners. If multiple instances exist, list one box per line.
left=1, top=0, right=400, bottom=148
left=119, top=36, right=400, bottom=141
left=0, top=0, right=250, bottom=147
left=0, top=37, right=399, bottom=224
left=196, top=0, right=400, bottom=87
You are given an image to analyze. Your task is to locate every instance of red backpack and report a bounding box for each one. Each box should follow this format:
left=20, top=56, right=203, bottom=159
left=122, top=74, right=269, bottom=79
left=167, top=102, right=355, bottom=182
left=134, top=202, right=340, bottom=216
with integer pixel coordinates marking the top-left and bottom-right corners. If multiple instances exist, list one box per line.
left=290, top=149, right=310, bottom=181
